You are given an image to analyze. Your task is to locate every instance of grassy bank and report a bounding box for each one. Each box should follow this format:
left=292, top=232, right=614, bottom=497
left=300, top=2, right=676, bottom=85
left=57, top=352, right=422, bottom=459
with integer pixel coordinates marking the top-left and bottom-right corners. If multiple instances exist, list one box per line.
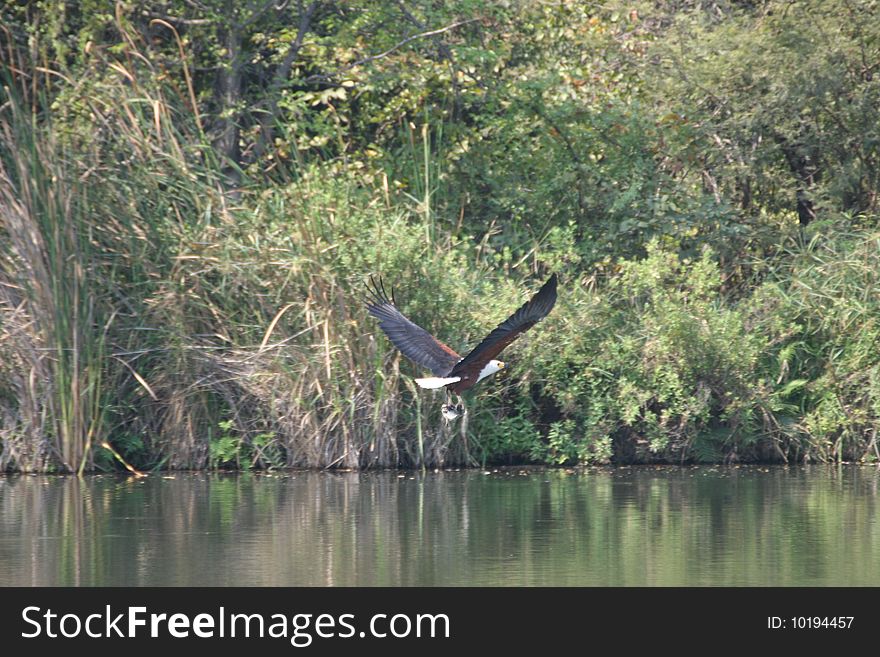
left=1, top=1, right=879, bottom=471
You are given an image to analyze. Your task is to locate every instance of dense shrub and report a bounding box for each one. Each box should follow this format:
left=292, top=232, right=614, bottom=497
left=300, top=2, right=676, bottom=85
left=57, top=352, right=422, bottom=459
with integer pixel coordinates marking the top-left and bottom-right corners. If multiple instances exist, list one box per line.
left=2, top=1, right=879, bottom=470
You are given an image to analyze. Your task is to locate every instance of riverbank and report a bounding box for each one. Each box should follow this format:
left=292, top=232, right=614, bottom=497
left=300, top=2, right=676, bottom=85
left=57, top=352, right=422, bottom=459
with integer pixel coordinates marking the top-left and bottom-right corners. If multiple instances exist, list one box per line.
left=2, top=2, right=879, bottom=473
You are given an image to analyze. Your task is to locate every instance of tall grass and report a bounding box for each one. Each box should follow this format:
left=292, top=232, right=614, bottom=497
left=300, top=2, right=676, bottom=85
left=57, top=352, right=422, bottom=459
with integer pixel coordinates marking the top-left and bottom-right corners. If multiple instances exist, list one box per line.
left=756, top=226, right=880, bottom=462
left=196, top=171, right=484, bottom=469
left=0, top=94, right=108, bottom=472
left=0, top=37, right=492, bottom=472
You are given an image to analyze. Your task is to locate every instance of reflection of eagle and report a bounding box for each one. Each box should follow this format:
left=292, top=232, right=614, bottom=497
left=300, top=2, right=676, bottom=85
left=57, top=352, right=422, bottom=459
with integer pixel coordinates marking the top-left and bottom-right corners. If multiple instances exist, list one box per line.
left=366, top=274, right=558, bottom=420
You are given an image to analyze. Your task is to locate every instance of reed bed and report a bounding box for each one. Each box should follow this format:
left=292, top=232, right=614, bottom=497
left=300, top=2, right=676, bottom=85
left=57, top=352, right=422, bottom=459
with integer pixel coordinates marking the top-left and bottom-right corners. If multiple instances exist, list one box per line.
left=0, top=42, right=486, bottom=472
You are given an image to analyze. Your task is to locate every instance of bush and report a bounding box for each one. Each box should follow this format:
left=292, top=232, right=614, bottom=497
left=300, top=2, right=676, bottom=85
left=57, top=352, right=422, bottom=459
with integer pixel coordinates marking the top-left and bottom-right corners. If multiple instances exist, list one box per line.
left=501, top=242, right=764, bottom=464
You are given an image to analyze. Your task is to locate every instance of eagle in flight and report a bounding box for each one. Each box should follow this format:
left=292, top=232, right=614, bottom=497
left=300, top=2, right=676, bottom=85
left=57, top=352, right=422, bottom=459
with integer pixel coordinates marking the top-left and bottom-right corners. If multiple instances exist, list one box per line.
left=366, top=273, right=558, bottom=420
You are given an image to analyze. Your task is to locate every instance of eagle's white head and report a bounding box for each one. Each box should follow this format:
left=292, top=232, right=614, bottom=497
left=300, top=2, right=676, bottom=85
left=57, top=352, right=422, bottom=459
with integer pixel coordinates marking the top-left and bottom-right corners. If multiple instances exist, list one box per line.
left=477, top=359, right=505, bottom=383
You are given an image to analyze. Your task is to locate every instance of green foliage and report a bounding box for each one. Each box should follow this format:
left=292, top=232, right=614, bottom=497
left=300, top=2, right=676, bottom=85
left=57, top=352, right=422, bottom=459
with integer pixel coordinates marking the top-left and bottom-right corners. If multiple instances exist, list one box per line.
left=643, top=0, right=880, bottom=227
left=209, top=420, right=281, bottom=469
left=750, top=226, right=880, bottom=461
left=2, top=0, right=880, bottom=470
left=470, top=403, right=544, bottom=465
left=508, top=242, right=765, bottom=464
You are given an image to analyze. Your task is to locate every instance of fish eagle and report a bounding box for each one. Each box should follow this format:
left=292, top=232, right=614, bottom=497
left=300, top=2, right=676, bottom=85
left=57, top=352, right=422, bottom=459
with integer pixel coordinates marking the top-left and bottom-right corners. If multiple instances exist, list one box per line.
left=366, top=273, right=558, bottom=420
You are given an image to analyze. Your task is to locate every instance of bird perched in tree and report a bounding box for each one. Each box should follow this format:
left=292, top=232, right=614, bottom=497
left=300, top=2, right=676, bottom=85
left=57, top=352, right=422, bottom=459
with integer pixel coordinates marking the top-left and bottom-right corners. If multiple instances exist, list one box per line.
left=365, top=273, right=558, bottom=420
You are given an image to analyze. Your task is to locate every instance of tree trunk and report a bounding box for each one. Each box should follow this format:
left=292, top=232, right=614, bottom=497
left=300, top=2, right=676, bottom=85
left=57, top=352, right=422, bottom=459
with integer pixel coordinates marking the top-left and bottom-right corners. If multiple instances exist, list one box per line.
left=776, top=136, right=820, bottom=226
left=252, top=1, right=319, bottom=164
left=214, top=13, right=243, bottom=189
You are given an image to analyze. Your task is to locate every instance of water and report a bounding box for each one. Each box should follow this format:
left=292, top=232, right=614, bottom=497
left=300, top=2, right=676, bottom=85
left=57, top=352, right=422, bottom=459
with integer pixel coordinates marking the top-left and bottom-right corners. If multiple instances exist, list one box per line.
left=1, top=466, right=878, bottom=586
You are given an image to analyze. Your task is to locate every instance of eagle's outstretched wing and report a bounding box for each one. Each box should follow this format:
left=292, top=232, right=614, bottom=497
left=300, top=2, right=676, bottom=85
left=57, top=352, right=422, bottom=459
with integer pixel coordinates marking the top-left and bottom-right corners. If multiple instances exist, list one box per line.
left=450, top=273, right=557, bottom=381
left=365, top=277, right=461, bottom=377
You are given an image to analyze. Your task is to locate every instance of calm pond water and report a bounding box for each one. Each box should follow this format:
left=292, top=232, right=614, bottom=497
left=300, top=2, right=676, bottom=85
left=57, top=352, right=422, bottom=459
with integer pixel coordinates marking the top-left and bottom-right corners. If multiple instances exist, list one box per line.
left=1, top=466, right=878, bottom=586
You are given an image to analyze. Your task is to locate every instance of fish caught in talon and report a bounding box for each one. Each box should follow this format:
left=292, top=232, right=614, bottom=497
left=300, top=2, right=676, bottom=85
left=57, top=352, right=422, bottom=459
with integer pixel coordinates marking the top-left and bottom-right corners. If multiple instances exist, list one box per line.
left=441, top=402, right=465, bottom=422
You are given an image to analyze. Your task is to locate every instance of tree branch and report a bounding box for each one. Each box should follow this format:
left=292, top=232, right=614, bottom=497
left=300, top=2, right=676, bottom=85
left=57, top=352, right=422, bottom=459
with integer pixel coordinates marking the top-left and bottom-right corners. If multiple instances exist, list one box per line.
left=251, top=0, right=319, bottom=161
left=305, top=18, right=479, bottom=84
left=270, top=0, right=319, bottom=95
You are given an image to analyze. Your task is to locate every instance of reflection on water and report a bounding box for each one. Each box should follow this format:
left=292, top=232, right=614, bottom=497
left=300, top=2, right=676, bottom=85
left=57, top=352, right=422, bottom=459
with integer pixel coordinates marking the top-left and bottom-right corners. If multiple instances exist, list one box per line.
left=0, top=466, right=878, bottom=586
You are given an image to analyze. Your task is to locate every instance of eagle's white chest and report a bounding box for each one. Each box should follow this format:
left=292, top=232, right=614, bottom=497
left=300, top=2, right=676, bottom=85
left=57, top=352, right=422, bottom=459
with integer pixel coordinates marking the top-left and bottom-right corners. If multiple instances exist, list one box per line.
left=476, top=360, right=504, bottom=382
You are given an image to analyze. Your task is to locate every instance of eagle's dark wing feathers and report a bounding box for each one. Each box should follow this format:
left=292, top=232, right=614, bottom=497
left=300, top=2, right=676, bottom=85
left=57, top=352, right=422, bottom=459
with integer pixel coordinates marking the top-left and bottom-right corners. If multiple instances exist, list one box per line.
left=365, top=277, right=461, bottom=377
left=451, top=273, right=557, bottom=380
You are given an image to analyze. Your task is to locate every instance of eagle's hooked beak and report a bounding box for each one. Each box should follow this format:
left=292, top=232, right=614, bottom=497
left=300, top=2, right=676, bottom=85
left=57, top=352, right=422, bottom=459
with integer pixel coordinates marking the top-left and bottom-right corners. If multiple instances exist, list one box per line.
left=498, top=361, right=506, bottom=370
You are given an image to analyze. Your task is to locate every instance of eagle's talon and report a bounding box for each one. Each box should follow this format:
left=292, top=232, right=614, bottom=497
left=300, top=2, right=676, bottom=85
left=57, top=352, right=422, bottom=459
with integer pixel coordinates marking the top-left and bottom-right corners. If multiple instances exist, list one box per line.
left=441, top=402, right=465, bottom=421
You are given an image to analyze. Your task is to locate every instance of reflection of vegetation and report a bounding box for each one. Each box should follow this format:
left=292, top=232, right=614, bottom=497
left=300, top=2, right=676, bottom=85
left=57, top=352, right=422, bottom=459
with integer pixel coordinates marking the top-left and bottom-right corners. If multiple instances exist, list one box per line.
left=1, top=468, right=878, bottom=586
left=2, top=2, right=880, bottom=470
